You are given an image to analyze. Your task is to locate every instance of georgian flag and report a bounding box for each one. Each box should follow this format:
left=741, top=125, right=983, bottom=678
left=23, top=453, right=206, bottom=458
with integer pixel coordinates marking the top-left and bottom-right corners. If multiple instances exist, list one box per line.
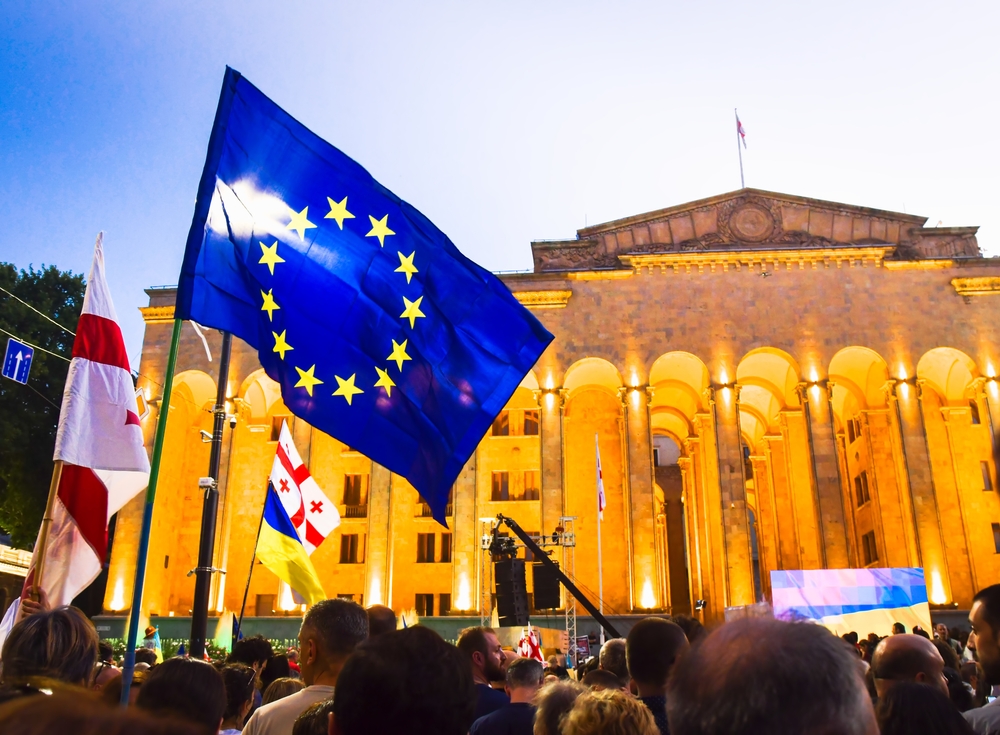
left=596, top=434, right=606, bottom=521
left=517, top=625, right=543, bottom=662
left=269, top=420, right=339, bottom=554
left=737, top=115, right=747, bottom=148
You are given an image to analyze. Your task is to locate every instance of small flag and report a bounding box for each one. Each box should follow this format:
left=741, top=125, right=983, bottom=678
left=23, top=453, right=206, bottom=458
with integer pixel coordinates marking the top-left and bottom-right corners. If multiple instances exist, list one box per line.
left=596, top=435, right=606, bottom=521
left=736, top=115, right=747, bottom=148
left=518, top=624, right=543, bottom=662
left=270, top=420, right=339, bottom=554
left=256, top=484, right=326, bottom=605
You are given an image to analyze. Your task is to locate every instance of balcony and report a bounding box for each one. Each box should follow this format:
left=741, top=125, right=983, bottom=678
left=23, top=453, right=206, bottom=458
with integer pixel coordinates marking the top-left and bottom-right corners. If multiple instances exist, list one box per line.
left=417, top=502, right=453, bottom=518
left=341, top=504, right=368, bottom=519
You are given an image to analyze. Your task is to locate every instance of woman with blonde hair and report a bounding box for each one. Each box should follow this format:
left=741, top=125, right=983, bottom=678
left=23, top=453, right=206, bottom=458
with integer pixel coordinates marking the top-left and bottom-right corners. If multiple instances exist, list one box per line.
left=262, top=676, right=304, bottom=705
left=562, top=689, right=659, bottom=735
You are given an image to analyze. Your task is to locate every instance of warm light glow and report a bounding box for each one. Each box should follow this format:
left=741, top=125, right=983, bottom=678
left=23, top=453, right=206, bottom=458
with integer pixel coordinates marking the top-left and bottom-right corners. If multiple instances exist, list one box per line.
left=719, top=367, right=730, bottom=385
left=897, top=365, right=908, bottom=381
left=369, top=576, right=383, bottom=607
left=277, top=581, right=297, bottom=611
left=544, top=392, right=556, bottom=411
left=898, top=382, right=910, bottom=399
left=168, top=611, right=175, bottom=617
left=986, top=362, right=996, bottom=379
left=110, top=577, right=126, bottom=611
left=456, top=575, right=472, bottom=611
left=545, top=374, right=555, bottom=391
left=809, top=384, right=821, bottom=400
left=215, top=575, right=227, bottom=613
left=929, top=569, right=948, bottom=605
left=809, top=366, right=819, bottom=383
left=640, top=579, right=656, bottom=609
left=630, top=369, right=640, bottom=388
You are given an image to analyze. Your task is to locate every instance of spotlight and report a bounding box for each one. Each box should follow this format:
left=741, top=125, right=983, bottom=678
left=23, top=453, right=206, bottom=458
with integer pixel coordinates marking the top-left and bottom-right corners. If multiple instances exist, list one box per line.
left=694, top=599, right=707, bottom=611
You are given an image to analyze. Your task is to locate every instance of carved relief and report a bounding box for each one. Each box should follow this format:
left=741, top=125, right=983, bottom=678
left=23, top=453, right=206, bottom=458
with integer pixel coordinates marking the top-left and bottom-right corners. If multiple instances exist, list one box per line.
left=728, top=202, right=776, bottom=242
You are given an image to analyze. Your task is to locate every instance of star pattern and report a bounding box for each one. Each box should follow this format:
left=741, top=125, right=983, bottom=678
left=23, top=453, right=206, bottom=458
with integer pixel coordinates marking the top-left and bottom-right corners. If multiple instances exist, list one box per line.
left=387, top=339, right=412, bottom=371
left=333, top=374, right=364, bottom=405
left=272, top=330, right=293, bottom=360
left=287, top=206, right=317, bottom=239
left=259, top=241, right=285, bottom=275
left=374, top=366, right=396, bottom=396
left=400, top=295, right=425, bottom=328
left=395, top=251, right=418, bottom=284
left=261, top=289, right=280, bottom=321
left=325, top=196, right=355, bottom=230
left=366, top=214, right=395, bottom=247
left=294, top=365, right=323, bottom=396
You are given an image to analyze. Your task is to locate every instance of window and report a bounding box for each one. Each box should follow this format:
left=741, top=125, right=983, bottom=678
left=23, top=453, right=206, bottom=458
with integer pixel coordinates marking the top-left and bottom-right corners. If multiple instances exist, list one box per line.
left=340, top=534, right=364, bottom=564
left=653, top=448, right=660, bottom=467
left=491, top=411, right=510, bottom=436
left=523, top=470, right=540, bottom=501
left=854, top=471, right=871, bottom=507
left=417, top=533, right=436, bottom=563
left=415, top=593, right=435, bottom=617
left=343, top=474, right=369, bottom=516
left=993, top=524, right=1000, bottom=554
left=983, top=462, right=994, bottom=492
left=492, top=471, right=510, bottom=501
left=523, top=410, right=540, bottom=436
left=439, top=593, right=452, bottom=615
left=847, top=419, right=856, bottom=444
left=271, top=415, right=293, bottom=441
left=440, top=533, right=452, bottom=563
left=971, top=400, right=982, bottom=425
left=862, top=531, right=878, bottom=565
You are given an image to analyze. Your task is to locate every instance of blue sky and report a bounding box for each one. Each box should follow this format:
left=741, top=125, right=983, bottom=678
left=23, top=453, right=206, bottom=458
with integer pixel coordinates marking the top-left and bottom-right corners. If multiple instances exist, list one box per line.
left=2, top=0, right=997, bottom=360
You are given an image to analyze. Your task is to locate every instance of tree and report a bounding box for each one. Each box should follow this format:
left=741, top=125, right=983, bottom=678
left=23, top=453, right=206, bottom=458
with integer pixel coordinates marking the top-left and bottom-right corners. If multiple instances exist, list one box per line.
left=0, top=263, right=84, bottom=549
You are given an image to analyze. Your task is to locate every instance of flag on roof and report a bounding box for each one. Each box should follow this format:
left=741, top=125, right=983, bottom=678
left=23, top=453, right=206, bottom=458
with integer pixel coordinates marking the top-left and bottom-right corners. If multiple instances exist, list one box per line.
left=736, top=115, right=747, bottom=148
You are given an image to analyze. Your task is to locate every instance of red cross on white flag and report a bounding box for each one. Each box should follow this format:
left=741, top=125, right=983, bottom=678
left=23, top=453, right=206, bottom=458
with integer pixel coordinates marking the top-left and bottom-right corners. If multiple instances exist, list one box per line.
left=269, top=420, right=340, bottom=553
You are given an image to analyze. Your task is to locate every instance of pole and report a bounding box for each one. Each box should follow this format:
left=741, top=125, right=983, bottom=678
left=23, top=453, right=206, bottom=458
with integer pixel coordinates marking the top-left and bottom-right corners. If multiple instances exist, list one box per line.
left=121, top=317, right=183, bottom=705
left=190, top=331, right=233, bottom=659
left=596, top=435, right=605, bottom=646
left=30, top=460, right=64, bottom=599
left=735, top=108, right=745, bottom=189
left=236, top=483, right=270, bottom=640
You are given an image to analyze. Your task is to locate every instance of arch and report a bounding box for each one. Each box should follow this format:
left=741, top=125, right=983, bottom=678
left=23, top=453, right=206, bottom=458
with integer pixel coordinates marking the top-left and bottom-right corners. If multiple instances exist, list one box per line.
left=650, top=406, right=692, bottom=444
left=736, top=348, right=801, bottom=408
left=518, top=369, right=539, bottom=392
left=562, top=357, right=623, bottom=399
left=172, top=370, right=216, bottom=411
left=648, top=352, right=710, bottom=428
left=917, top=348, right=979, bottom=404
left=829, top=347, right=890, bottom=416
left=239, top=368, right=284, bottom=424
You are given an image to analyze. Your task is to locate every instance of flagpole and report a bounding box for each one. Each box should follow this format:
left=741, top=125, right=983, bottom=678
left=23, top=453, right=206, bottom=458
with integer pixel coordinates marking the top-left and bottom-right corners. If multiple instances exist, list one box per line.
left=596, top=434, right=605, bottom=647
left=735, top=108, right=745, bottom=189
left=29, top=460, right=64, bottom=599
left=121, top=317, right=183, bottom=705
left=236, top=483, right=270, bottom=639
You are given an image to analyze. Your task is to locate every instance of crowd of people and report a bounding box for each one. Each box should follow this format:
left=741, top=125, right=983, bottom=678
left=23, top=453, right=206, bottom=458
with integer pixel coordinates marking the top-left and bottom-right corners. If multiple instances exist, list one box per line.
left=2, top=587, right=1000, bottom=734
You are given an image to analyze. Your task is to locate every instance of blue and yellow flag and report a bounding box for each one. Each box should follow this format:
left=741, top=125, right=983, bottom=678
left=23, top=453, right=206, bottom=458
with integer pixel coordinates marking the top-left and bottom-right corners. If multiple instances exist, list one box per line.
left=176, top=68, right=553, bottom=522
left=257, top=484, right=326, bottom=605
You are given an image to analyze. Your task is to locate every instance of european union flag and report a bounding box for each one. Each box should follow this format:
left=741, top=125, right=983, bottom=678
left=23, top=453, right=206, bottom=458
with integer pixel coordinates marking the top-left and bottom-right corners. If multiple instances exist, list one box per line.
left=176, top=68, right=553, bottom=523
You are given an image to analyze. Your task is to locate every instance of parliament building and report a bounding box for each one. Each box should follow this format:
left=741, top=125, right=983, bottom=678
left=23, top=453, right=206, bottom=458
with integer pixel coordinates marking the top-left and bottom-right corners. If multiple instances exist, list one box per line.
left=107, top=188, right=1000, bottom=625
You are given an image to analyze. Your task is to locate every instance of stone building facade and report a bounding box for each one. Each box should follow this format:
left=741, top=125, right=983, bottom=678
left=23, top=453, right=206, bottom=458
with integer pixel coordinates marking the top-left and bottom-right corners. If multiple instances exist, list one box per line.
left=106, top=188, right=1000, bottom=624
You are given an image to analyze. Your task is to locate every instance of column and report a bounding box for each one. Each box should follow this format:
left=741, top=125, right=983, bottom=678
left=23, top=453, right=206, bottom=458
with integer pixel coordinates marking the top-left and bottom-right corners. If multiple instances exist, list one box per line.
left=748, top=453, right=778, bottom=595
left=363, top=462, right=392, bottom=607
left=450, top=454, right=478, bottom=612
left=622, top=386, right=658, bottom=610
left=678, top=450, right=703, bottom=612
left=940, top=406, right=979, bottom=595
left=539, top=388, right=564, bottom=536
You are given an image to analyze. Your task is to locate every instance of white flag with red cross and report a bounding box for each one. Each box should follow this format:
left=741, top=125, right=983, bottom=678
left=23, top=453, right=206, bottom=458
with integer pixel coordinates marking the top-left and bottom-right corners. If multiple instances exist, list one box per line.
left=596, top=434, right=606, bottom=521
left=269, top=420, right=339, bottom=554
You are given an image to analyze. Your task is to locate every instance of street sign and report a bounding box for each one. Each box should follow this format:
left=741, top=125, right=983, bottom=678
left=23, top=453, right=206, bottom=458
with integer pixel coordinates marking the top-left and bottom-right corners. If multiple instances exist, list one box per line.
left=2, top=338, right=34, bottom=385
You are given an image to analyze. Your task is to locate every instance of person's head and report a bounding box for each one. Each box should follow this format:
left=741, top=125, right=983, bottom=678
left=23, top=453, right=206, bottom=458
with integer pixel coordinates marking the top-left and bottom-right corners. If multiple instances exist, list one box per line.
left=293, top=699, right=336, bottom=735
left=287, top=648, right=299, bottom=664
left=935, top=623, right=951, bottom=640
left=875, top=681, right=975, bottom=735
left=136, top=657, right=226, bottom=732
left=970, top=584, right=1000, bottom=685
left=581, top=669, right=625, bottom=691
left=843, top=631, right=859, bottom=646
left=871, top=633, right=948, bottom=697
left=913, top=626, right=930, bottom=640
left=0, top=690, right=203, bottom=735
left=366, top=605, right=397, bottom=638
left=533, top=680, right=587, bottom=735
left=262, top=676, right=304, bottom=705
left=670, top=615, right=706, bottom=645
left=134, top=648, right=158, bottom=667
left=220, top=663, right=256, bottom=728
left=456, top=626, right=504, bottom=683
left=260, top=653, right=291, bottom=690
left=562, top=688, right=659, bottom=735
left=0, top=606, right=99, bottom=686
left=505, top=657, right=544, bottom=702
left=228, top=634, right=274, bottom=672
left=666, top=618, right=878, bottom=735
left=331, top=626, right=475, bottom=735
left=100, top=669, right=147, bottom=707
left=298, top=598, right=368, bottom=686
left=892, top=622, right=906, bottom=635
left=943, top=666, right=974, bottom=713
left=934, top=638, right=962, bottom=672
left=598, top=638, right=628, bottom=687
left=626, top=617, right=688, bottom=696
left=98, top=641, right=114, bottom=664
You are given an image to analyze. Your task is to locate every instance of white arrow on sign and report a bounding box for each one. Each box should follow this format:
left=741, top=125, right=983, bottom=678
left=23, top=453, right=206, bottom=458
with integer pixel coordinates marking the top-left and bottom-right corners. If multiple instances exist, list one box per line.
left=14, top=351, right=22, bottom=376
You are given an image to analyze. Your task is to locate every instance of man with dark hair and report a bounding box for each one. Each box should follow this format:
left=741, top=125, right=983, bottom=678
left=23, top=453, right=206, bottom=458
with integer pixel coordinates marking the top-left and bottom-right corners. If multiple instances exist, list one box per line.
left=457, top=626, right=508, bottom=720
left=582, top=668, right=627, bottom=691
left=871, top=634, right=948, bottom=697
left=965, top=584, right=1000, bottom=734
left=470, top=657, right=544, bottom=735
left=245, top=598, right=368, bottom=735
left=627, top=618, right=688, bottom=735
left=136, top=657, right=226, bottom=732
left=230, top=634, right=276, bottom=672
left=599, top=638, right=629, bottom=687
left=892, top=622, right=906, bottom=635
left=366, top=605, right=397, bottom=637
left=134, top=647, right=158, bottom=667
left=331, top=626, right=476, bottom=735
left=0, top=605, right=99, bottom=687
left=666, top=618, right=877, bottom=735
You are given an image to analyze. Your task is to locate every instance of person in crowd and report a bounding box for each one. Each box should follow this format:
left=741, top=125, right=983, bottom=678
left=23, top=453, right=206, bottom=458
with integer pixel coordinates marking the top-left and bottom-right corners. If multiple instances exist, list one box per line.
left=669, top=615, right=705, bottom=646
left=533, top=680, right=587, bottom=735
left=135, top=647, right=159, bottom=668
left=871, top=633, right=949, bottom=697
left=666, top=618, right=878, bottom=735
left=627, top=617, right=689, bottom=735
left=330, top=626, right=475, bottom=735
left=93, top=640, right=121, bottom=689
left=965, top=585, right=1000, bottom=734
left=365, top=605, right=397, bottom=638
left=937, top=638, right=964, bottom=672
left=230, top=635, right=276, bottom=674
left=945, top=667, right=976, bottom=713
left=864, top=633, right=880, bottom=664
left=563, top=689, right=659, bottom=735
left=470, top=658, right=544, bottom=735
left=893, top=622, right=907, bottom=635
left=961, top=662, right=985, bottom=708
left=457, top=626, right=509, bottom=721
left=244, top=599, right=367, bottom=735
left=261, top=654, right=291, bottom=693
left=875, top=681, right=974, bottom=735
left=286, top=649, right=300, bottom=677
left=221, top=664, right=258, bottom=734
left=598, top=638, right=629, bottom=688
left=581, top=669, right=626, bottom=691
left=939, top=624, right=965, bottom=656
left=137, top=657, right=226, bottom=733
left=262, top=677, right=304, bottom=705
left=100, top=668, right=148, bottom=706
left=0, top=606, right=98, bottom=687
left=915, top=626, right=932, bottom=640
left=292, top=700, right=335, bottom=735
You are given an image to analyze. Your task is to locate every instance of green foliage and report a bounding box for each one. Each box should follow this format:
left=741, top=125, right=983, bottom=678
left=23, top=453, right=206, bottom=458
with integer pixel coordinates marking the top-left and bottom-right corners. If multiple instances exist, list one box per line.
left=0, top=263, right=84, bottom=548
left=103, top=637, right=297, bottom=664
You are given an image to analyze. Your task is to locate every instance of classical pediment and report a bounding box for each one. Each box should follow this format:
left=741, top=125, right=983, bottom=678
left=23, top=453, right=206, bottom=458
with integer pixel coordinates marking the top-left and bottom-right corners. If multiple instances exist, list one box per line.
left=530, top=188, right=980, bottom=273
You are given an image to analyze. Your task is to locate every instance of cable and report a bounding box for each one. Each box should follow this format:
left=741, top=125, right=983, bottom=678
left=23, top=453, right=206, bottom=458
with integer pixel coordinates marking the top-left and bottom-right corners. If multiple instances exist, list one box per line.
left=21, top=380, right=61, bottom=411
left=0, top=326, right=71, bottom=362
left=0, top=285, right=76, bottom=336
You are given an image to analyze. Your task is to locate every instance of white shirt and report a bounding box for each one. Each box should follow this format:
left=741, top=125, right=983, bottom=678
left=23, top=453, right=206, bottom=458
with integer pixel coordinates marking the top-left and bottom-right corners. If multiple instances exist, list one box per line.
left=242, top=685, right=335, bottom=735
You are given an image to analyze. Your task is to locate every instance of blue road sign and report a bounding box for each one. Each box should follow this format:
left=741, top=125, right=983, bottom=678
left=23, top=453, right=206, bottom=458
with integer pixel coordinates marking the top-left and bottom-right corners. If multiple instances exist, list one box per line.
left=2, top=338, right=34, bottom=385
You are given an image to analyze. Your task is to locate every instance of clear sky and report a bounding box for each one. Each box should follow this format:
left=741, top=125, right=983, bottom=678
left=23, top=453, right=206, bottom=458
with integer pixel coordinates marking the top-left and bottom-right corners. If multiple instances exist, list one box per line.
left=2, top=0, right=997, bottom=361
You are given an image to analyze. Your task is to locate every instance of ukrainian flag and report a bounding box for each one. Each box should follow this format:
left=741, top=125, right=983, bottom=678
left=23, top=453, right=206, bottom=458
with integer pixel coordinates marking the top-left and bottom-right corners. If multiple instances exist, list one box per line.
left=256, top=484, right=326, bottom=605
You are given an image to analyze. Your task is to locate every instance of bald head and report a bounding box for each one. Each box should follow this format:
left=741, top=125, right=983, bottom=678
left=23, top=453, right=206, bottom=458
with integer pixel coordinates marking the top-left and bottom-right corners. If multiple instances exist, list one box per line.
left=366, top=605, right=397, bottom=638
left=871, top=633, right=947, bottom=697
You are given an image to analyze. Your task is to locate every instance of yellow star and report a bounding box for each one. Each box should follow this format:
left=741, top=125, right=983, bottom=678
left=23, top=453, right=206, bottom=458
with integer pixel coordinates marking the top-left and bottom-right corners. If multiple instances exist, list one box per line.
left=400, top=295, right=425, bottom=328
left=258, top=241, right=285, bottom=275
left=287, top=206, right=317, bottom=239
left=324, top=196, right=355, bottom=230
left=374, top=366, right=396, bottom=397
left=294, top=365, right=323, bottom=396
left=365, top=214, right=395, bottom=247
left=387, top=339, right=412, bottom=371
left=395, top=251, right=418, bottom=284
left=261, top=289, right=280, bottom=321
left=333, top=373, right=364, bottom=405
left=272, top=330, right=293, bottom=360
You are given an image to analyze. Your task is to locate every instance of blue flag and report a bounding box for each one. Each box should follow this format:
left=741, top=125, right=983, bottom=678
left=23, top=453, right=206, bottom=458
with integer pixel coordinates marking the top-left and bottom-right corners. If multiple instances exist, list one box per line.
left=176, top=68, right=553, bottom=523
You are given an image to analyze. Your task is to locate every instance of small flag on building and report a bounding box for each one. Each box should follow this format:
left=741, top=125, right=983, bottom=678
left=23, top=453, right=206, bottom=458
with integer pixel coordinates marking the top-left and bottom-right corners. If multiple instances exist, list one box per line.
left=736, top=114, right=747, bottom=148
left=596, top=436, right=606, bottom=521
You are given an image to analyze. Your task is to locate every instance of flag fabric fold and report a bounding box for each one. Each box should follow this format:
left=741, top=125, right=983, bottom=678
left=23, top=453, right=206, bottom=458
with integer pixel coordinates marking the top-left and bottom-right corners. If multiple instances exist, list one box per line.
left=175, top=67, right=553, bottom=523
left=256, top=484, right=326, bottom=605
left=596, top=435, right=606, bottom=522
left=736, top=115, right=747, bottom=148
